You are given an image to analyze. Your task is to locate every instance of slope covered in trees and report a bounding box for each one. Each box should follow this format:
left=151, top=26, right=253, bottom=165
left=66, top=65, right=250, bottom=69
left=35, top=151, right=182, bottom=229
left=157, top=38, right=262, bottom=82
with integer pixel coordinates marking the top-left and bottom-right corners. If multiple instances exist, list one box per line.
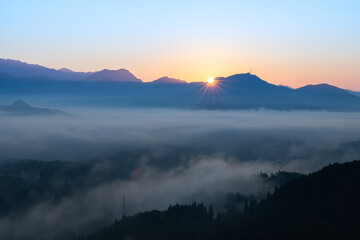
left=83, top=161, right=360, bottom=240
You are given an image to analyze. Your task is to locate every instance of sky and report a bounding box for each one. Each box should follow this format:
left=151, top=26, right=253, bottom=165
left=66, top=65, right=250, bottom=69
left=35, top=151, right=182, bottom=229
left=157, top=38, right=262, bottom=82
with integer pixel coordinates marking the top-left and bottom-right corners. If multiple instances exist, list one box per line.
left=0, top=0, right=359, bottom=90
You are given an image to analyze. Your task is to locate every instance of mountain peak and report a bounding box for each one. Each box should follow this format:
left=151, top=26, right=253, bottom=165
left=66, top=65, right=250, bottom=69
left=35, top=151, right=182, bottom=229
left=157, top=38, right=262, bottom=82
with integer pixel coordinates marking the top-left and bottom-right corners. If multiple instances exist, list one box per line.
left=84, top=69, right=142, bottom=82
left=0, top=100, right=68, bottom=116
left=215, top=73, right=274, bottom=89
left=58, top=68, right=74, bottom=73
left=151, top=76, right=187, bottom=84
left=0, top=58, right=91, bottom=80
left=225, top=73, right=264, bottom=81
left=300, top=83, right=340, bottom=90
left=10, top=100, right=31, bottom=108
left=297, top=83, right=353, bottom=95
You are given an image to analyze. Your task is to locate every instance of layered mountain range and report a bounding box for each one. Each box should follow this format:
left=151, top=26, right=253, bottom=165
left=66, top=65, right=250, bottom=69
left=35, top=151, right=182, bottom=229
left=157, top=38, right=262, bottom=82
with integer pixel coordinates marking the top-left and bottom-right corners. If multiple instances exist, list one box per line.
left=0, top=58, right=359, bottom=111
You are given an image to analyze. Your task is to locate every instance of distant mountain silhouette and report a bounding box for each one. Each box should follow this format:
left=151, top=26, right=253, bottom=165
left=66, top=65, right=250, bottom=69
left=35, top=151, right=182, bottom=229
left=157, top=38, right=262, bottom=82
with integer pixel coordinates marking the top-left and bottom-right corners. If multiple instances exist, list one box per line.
left=278, top=84, right=293, bottom=89
left=0, top=58, right=91, bottom=81
left=0, top=100, right=68, bottom=116
left=216, top=73, right=296, bottom=94
left=84, top=69, right=142, bottom=82
left=210, top=73, right=305, bottom=109
left=0, top=59, right=360, bottom=111
left=217, top=73, right=273, bottom=87
left=58, top=67, right=74, bottom=73
left=296, top=83, right=355, bottom=96
left=150, top=76, right=187, bottom=84
left=294, top=84, right=360, bottom=110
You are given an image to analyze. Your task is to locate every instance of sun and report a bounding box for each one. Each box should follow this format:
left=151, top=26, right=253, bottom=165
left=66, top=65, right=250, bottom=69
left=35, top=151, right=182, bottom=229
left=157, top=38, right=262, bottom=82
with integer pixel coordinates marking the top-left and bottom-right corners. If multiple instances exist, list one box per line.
left=207, top=77, right=215, bottom=85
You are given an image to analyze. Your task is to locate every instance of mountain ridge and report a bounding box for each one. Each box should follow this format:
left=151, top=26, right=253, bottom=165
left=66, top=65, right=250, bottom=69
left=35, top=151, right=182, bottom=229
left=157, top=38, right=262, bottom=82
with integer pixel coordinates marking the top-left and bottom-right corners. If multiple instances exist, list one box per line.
left=84, top=69, right=142, bottom=82
left=0, top=100, right=68, bottom=116
left=150, top=76, right=187, bottom=84
left=0, top=59, right=359, bottom=111
left=0, top=58, right=92, bottom=81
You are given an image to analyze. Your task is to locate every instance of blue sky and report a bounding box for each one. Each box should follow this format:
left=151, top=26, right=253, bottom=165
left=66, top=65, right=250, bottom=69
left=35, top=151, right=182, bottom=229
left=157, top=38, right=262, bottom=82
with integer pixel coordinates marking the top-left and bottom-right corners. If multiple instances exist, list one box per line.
left=0, top=0, right=359, bottom=89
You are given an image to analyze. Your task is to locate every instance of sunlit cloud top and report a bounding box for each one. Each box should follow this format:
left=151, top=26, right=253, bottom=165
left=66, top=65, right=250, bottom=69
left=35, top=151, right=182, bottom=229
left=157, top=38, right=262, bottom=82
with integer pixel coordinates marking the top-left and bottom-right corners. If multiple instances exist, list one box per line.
left=0, top=0, right=359, bottom=90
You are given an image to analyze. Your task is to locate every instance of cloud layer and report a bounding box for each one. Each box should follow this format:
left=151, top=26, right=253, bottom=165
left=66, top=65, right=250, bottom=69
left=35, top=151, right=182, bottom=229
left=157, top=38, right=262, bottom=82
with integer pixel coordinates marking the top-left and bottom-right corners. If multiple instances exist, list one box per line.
left=0, top=108, right=359, bottom=239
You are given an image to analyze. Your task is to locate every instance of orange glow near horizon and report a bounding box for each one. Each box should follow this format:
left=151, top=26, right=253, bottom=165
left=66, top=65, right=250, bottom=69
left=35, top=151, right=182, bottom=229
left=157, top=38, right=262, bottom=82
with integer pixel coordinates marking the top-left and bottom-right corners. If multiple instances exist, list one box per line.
left=2, top=1, right=360, bottom=91
left=7, top=55, right=360, bottom=91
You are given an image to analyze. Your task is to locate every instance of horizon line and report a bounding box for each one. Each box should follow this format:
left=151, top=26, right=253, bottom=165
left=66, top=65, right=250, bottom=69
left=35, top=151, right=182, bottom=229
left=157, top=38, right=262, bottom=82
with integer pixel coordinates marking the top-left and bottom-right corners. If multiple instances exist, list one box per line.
left=1, top=57, right=359, bottom=92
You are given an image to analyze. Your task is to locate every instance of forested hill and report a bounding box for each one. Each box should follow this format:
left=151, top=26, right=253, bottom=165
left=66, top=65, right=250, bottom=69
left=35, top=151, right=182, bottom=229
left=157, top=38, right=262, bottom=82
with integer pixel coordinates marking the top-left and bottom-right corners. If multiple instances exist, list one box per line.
left=83, top=160, right=360, bottom=240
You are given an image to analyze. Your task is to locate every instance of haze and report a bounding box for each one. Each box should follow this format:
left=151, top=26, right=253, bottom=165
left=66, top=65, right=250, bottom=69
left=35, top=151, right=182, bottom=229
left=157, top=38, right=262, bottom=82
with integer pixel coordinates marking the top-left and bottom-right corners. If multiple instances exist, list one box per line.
left=1, top=108, right=360, bottom=171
